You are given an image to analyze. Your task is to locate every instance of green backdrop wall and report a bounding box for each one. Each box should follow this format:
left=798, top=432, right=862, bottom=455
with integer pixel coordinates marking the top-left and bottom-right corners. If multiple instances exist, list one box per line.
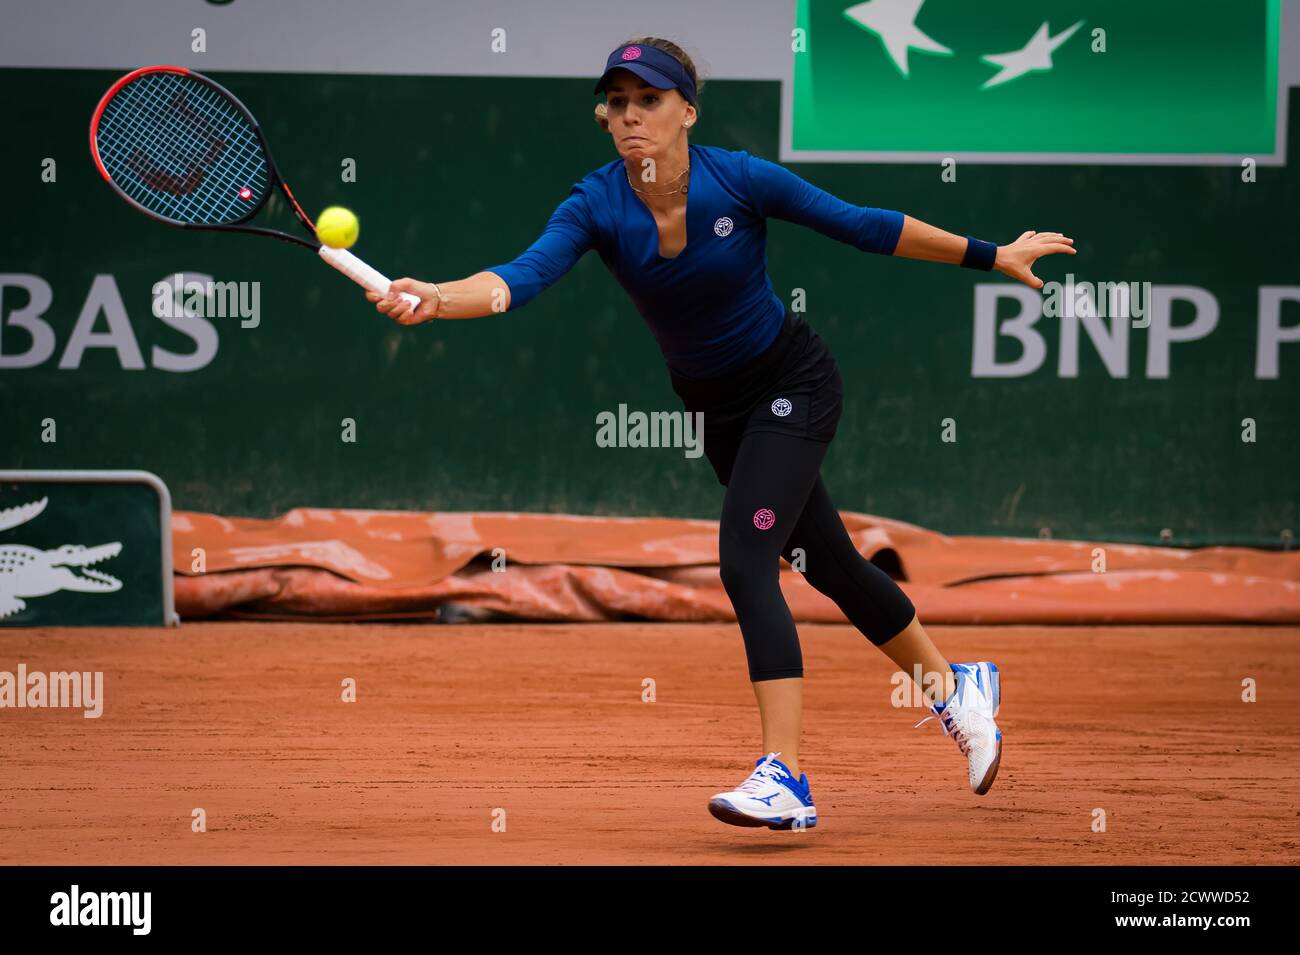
left=1, top=68, right=1296, bottom=546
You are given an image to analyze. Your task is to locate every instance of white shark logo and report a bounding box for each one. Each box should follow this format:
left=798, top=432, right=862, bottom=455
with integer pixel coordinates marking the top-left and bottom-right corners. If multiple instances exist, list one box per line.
left=981, top=20, right=1085, bottom=90
left=0, top=498, right=123, bottom=619
left=843, top=0, right=952, bottom=77
left=842, top=1, right=1084, bottom=91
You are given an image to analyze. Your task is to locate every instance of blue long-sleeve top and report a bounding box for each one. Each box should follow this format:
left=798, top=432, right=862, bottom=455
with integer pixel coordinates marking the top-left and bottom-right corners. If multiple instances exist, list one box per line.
left=485, top=144, right=904, bottom=380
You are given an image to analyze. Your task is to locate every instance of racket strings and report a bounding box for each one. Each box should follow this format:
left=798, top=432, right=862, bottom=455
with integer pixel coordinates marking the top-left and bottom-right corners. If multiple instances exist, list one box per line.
left=96, top=71, right=270, bottom=225
left=125, top=89, right=225, bottom=193
left=110, top=74, right=265, bottom=220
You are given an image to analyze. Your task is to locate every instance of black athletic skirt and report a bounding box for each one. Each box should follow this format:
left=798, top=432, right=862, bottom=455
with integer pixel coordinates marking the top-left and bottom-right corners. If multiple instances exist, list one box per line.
left=668, top=310, right=844, bottom=485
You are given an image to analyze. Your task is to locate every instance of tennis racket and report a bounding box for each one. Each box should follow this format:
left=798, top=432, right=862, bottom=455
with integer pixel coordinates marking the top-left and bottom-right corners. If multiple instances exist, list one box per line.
left=89, top=65, right=420, bottom=309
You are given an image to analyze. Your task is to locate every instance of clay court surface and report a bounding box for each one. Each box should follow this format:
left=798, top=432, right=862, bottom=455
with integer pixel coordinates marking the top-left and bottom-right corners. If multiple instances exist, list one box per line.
left=2, top=622, right=1297, bottom=866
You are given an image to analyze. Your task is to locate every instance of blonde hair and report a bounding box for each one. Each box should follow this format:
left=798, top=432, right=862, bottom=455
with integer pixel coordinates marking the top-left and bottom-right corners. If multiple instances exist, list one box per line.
left=594, top=37, right=703, bottom=131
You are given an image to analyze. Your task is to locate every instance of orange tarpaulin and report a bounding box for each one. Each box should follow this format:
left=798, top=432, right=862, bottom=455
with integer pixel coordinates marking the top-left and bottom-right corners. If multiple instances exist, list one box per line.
left=172, top=509, right=1300, bottom=624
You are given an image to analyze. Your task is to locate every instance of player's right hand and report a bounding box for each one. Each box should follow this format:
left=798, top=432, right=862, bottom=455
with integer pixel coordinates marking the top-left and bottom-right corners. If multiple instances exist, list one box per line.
left=367, top=278, right=441, bottom=325
left=994, top=231, right=1076, bottom=290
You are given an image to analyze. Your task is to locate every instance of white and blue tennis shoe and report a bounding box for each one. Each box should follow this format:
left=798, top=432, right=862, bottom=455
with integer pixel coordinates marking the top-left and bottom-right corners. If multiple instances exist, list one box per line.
left=708, top=752, right=817, bottom=830
left=915, top=661, right=1003, bottom=795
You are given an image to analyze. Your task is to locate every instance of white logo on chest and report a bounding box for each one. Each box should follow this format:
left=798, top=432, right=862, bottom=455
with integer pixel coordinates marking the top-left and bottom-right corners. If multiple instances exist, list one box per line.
left=713, top=216, right=734, bottom=237
left=771, top=398, right=793, bottom=417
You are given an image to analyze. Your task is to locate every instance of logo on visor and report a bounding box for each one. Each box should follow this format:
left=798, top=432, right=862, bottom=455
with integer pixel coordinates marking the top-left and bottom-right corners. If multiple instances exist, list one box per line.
left=622, top=46, right=642, bottom=60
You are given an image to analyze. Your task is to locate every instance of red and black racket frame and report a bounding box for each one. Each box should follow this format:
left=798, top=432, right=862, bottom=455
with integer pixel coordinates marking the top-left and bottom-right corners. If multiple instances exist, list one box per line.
left=89, top=65, right=323, bottom=251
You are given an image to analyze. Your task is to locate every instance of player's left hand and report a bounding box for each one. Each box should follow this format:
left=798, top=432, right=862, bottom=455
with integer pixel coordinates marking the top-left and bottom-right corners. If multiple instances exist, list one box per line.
left=366, top=278, right=441, bottom=325
left=995, top=231, right=1077, bottom=289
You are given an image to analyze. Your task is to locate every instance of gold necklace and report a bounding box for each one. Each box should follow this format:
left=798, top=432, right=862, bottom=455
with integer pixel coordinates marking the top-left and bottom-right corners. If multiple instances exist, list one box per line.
left=625, top=163, right=690, bottom=196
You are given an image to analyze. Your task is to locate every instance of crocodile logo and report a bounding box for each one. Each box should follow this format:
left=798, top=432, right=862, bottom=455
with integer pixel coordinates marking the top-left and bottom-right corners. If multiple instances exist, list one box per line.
left=0, top=498, right=123, bottom=620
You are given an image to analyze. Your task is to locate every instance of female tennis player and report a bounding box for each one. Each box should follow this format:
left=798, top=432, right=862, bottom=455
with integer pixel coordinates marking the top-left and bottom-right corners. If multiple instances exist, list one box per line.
left=369, top=38, right=1075, bottom=830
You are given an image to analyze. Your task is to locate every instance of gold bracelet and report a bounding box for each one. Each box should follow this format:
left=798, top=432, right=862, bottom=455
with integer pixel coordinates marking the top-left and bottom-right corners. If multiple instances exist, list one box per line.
left=428, top=281, right=444, bottom=318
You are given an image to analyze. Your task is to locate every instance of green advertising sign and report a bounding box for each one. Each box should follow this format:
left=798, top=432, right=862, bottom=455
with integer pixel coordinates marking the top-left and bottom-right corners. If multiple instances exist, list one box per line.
left=1, top=69, right=1295, bottom=547
left=789, top=0, right=1285, bottom=163
left=0, top=472, right=176, bottom=627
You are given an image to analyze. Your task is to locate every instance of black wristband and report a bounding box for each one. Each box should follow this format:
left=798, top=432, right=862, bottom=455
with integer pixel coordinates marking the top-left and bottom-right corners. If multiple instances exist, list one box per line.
left=960, top=237, right=998, bottom=271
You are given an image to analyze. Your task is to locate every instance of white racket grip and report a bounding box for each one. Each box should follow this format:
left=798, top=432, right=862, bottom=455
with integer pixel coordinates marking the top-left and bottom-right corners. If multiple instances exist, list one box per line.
left=318, top=245, right=422, bottom=309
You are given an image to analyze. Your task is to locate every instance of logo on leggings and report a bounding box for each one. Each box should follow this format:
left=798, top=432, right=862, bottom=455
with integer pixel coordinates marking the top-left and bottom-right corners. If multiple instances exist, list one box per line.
left=753, top=508, right=776, bottom=531
left=770, top=397, right=792, bottom=417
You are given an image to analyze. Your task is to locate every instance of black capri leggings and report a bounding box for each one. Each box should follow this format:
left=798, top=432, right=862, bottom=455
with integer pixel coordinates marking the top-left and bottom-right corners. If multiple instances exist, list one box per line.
left=670, top=311, right=916, bottom=682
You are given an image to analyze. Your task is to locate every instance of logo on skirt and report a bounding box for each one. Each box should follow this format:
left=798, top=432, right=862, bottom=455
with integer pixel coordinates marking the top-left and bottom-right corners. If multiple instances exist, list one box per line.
left=753, top=508, right=776, bottom=531
left=770, top=398, right=792, bottom=417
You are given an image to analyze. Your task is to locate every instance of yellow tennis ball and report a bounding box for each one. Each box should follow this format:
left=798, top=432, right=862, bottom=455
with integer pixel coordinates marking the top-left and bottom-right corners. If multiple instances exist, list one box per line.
left=316, top=206, right=359, bottom=249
